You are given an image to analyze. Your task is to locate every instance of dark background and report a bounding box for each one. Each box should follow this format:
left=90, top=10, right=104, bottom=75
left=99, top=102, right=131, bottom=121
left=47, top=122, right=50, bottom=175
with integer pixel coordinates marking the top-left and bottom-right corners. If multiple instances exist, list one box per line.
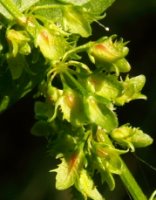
left=0, top=0, right=156, bottom=199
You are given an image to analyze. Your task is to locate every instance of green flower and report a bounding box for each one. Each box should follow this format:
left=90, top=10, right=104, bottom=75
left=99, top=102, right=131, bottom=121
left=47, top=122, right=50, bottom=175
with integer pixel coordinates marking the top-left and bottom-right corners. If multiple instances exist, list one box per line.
left=6, top=29, right=31, bottom=57
left=111, top=124, right=153, bottom=151
left=83, top=73, right=123, bottom=101
left=84, top=95, right=118, bottom=132
left=35, top=27, right=66, bottom=61
left=88, top=35, right=129, bottom=71
left=115, top=75, right=147, bottom=105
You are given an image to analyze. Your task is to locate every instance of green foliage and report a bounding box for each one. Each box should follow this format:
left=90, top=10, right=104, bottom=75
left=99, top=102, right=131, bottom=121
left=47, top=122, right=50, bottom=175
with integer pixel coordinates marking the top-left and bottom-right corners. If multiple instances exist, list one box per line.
left=0, top=0, right=155, bottom=200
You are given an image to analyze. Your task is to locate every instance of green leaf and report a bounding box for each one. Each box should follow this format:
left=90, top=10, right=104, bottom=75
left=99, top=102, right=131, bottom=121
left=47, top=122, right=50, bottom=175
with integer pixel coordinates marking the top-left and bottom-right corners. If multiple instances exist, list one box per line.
left=96, top=146, right=123, bottom=174
left=115, top=75, right=147, bottom=105
left=0, top=0, right=40, bottom=19
left=85, top=73, right=123, bottom=101
left=6, top=29, right=31, bottom=57
left=99, top=166, right=115, bottom=191
left=113, top=58, right=131, bottom=73
left=130, top=130, right=153, bottom=148
left=31, top=120, right=53, bottom=137
left=62, top=6, right=91, bottom=37
left=111, top=125, right=153, bottom=151
left=0, top=96, right=10, bottom=113
left=88, top=35, right=129, bottom=67
left=84, top=95, right=118, bottom=132
left=75, top=169, right=104, bottom=200
left=7, top=54, right=26, bottom=80
left=52, top=151, right=84, bottom=190
left=35, top=27, right=67, bottom=60
left=83, top=0, right=115, bottom=21
left=58, top=87, right=88, bottom=126
left=17, top=0, right=40, bottom=12
left=34, top=101, right=54, bottom=120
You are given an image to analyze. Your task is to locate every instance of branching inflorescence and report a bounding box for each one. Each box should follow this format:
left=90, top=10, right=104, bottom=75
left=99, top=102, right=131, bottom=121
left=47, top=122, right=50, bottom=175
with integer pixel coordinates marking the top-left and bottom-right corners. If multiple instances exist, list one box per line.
left=0, top=0, right=155, bottom=199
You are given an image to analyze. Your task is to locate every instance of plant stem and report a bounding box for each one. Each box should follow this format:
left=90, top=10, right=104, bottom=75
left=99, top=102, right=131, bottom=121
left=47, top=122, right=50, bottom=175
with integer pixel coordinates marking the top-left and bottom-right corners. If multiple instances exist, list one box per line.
left=104, top=132, right=147, bottom=200
left=120, top=159, right=147, bottom=200
left=64, top=71, right=86, bottom=95
left=0, top=0, right=26, bottom=24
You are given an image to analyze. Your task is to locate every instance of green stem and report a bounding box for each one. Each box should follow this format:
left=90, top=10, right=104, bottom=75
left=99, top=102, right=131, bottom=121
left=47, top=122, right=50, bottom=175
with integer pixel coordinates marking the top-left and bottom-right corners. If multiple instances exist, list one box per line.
left=64, top=71, right=86, bottom=95
left=62, top=42, right=93, bottom=62
left=103, top=133, right=147, bottom=200
left=0, top=0, right=26, bottom=24
left=149, top=190, right=156, bottom=200
left=120, top=160, right=147, bottom=200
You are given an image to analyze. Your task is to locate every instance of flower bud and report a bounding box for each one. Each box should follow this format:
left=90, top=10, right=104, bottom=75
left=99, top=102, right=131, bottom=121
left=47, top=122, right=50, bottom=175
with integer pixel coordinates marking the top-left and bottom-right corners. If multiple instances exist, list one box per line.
left=88, top=35, right=129, bottom=67
left=115, top=75, right=147, bottom=105
left=6, top=29, right=30, bottom=57
left=113, top=58, right=131, bottom=73
left=111, top=125, right=153, bottom=150
left=35, top=28, right=66, bottom=60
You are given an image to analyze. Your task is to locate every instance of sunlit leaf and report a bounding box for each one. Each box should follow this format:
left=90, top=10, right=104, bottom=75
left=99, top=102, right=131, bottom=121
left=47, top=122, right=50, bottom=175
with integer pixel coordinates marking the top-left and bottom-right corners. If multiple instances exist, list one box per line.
left=84, top=95, right=118, bottom=132
left=58, top=87, right=87, bottom=126
left=111, top=125, right=153, bottom=150
left=52, top=151, right=84, bottom=190
left=115, top=75, right=147, bottom=105
left=85, top=73, right=123, bottom=101
left=75, top=169, right=104, bottom=200
left=62, top=6, right=91, bottom=37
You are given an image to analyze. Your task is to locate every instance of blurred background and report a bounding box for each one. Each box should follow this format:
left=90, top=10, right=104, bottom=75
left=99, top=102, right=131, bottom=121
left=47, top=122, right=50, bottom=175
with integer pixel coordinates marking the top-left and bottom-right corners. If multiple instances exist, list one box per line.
left=0, top=0, right=156, bottom=199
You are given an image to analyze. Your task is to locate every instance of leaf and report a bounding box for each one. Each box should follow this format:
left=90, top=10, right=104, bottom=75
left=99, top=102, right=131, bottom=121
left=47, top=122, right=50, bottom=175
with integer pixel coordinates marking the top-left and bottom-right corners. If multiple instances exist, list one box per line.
left=75, top=169, right=104, bottom=200
left=35, top=27, right=67, bottom=60
left=0, top=47, right=47, bottom=111
left=34, top=101, right=54, bottom=120
left=58, top=87, right=87, bottom=126
left=130, top=129, right=153, bottom=148
left=52, top=151, right=84, bottom=190
left=0, top=0, right=40, bottom=19
left=17, top=0, right=40, bottom=12
left=111, top=125, right=153, bottom=150
left=85, top=73, right=123, bottom=101
left=83, top=0, right=116, bottom=21
left=88, top=35, right=129, bottom=67
left=84, top=95, right=118, bottom=132
left=31, top=120, right=53, bottom=137
left=115, top=75, right=147, bottom=105
left=7, top=54, right=26, bottom=80
left=113, top=58, right=131, bottom=73
left=100, top=167, right=115, bottom=191
left=62, top=6, right=91, bottom=37
left=0, top=96, right=10, bottom=113
left=6, top=29, right=31, bottom=57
